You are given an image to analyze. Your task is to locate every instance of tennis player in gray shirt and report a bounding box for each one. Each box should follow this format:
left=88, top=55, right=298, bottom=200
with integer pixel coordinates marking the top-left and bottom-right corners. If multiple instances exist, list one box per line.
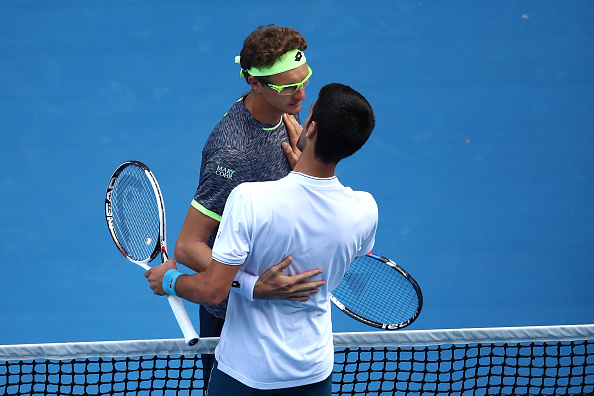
left=170, top=25, right=324, bottom=388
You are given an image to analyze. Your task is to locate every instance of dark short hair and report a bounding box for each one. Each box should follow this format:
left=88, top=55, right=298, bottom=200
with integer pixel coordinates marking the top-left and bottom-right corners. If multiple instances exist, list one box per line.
left=309, top=83, right=375, bottom=164
left=239, top=25, right=307, bottom=82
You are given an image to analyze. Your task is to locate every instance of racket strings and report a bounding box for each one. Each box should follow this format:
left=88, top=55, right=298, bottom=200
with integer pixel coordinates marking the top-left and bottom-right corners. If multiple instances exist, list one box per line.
left=333, top=256, right=419, bottom=325
left=110, top=167, right=160, bottom=261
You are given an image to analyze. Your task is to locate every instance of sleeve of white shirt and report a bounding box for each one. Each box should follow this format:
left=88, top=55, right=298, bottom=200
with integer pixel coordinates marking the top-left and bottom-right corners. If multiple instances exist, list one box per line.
left=358, top=193, right=379, bottom=256
left=225, top=186, right=258, bottom=301
left=212, top=184, right=252, bottom=266
left=224, top=186, right=257, bottom=301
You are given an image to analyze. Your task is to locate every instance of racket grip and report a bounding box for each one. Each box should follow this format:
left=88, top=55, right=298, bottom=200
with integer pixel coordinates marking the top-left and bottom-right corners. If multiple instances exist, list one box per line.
left=166, top=295, right=200, bottom=346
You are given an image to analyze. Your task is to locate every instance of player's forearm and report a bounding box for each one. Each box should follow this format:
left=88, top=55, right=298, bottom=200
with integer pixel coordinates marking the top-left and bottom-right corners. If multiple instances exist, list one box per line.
left=171, top=259, right=238, bottom=306
left=175, top=272, right=228, bottom=306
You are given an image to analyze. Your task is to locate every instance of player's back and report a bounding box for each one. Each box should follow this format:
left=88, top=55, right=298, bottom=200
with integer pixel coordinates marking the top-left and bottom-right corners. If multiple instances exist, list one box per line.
left=241, top=173, right=376, bottom=292
left=212, top=171, right=378, bottom=389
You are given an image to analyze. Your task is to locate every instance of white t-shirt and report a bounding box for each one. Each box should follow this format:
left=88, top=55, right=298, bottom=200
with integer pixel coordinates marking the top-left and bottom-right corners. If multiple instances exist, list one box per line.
left=212, top=171, right=378, bottom=390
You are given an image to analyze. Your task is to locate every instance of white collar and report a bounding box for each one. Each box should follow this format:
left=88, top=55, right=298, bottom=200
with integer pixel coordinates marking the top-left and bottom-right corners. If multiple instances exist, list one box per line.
left=287, top=171, right=341, bottom=189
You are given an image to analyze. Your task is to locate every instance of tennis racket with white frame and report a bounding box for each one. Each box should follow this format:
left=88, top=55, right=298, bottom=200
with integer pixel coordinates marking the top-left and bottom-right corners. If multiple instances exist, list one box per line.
left=105, top=160, right=199, bottom=345
left=330, top=252, right=423, bottom=330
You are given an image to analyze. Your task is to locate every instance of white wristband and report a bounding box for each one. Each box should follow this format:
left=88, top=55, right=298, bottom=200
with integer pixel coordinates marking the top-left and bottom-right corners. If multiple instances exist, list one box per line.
left=230, top=269, right=258, bottom=301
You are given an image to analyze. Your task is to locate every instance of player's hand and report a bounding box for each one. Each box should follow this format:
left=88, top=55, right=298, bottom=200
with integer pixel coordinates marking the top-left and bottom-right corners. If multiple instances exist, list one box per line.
left=281, top=114, right=302, bottom=169
left=145, top=257, right=178, bottom=296
left=254, top=256, right=325, bottom=301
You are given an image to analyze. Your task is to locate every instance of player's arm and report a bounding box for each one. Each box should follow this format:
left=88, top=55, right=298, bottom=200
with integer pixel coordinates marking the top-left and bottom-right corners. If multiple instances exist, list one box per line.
left=146, top=257, right=239, bottom=306
left=175, top=205, right=323, bottom=300
left=252, top=256, right=324, bottom=301
left=174, top=205, right=218, bottom=273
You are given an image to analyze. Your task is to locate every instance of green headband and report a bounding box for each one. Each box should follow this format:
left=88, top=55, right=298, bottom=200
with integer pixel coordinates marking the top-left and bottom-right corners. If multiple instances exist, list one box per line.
left=235, top=49, right=306, bottom=78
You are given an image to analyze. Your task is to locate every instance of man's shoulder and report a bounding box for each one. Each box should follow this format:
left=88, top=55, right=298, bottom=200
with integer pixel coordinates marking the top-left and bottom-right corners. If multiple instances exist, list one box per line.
left=353, top=189, right=376, bottom=203
left=228, top=178, right=289, bottom=206
left=233, top=177, right=282, bottom=193
left=341, top=188, right=378, bottom=219
left=355, top=189, right=378, bottom=208
left=205, top=93, right=254, bottom=148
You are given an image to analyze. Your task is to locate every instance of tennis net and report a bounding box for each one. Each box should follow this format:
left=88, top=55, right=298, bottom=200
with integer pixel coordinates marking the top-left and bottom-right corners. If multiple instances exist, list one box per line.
left=1, top=324, right=593, bottom=395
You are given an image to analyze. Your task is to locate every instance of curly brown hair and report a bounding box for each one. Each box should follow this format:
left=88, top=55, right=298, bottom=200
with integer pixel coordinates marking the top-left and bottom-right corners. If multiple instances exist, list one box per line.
left=239, top=25, right=307, bottom=78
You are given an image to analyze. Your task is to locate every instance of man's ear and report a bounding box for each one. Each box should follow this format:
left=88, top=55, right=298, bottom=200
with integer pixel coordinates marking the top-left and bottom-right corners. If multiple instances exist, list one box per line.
left=306, top=120, right=318, bottom=139
left=248, top=76, right=261, bottom=91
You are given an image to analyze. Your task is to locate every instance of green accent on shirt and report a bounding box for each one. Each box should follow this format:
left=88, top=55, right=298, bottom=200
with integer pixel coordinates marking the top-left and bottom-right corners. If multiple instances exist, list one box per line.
left=191, top=200, right=222, bottom=222
left=262, top=117, right=283, bottom=131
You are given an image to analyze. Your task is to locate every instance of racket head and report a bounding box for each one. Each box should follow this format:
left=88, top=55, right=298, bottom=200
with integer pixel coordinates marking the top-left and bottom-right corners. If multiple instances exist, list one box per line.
left=330, top=252, right=423, bottom=330
left=105, top=160, right=167, bottom=264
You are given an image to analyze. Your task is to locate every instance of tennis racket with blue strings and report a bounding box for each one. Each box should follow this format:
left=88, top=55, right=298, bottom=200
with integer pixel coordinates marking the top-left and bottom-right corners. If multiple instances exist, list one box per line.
left=105, top=160, right=199, bottom=345
left=330, top=252, right=423, bottom=330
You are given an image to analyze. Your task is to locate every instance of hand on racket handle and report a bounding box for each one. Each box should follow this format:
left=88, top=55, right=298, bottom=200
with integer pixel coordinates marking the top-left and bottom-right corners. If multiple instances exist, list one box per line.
left=145, top=256, right=177, bottom=296
left=145, top=256, right=199, bottom=346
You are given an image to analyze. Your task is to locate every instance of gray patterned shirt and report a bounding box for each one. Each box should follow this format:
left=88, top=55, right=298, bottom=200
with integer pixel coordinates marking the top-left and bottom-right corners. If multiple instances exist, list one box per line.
left=192, top=91, right=296, bottom=318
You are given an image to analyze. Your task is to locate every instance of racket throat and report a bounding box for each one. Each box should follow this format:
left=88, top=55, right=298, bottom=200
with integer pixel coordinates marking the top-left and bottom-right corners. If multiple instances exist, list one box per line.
left=161, top=246, right=169, bottom=262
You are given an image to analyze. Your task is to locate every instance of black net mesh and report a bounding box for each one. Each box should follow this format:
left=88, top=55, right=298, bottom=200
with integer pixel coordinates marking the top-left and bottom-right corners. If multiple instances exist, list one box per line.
left=2, top=329, right=593, bottom=395
left=332, top=340, right=593, bottom=395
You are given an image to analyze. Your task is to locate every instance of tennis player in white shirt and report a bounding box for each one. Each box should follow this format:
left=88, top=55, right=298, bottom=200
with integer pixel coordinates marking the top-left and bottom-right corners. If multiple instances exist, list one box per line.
left=146, top=82, right=378, bottom=395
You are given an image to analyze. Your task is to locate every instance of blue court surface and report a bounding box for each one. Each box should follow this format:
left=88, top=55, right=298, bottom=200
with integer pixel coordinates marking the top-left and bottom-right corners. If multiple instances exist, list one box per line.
left=1, top=1, right=593, bottom=345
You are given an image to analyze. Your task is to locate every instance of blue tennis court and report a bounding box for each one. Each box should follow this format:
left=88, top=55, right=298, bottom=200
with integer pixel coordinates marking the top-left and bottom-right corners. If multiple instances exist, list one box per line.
left=1, top=1, right=593, bottom=345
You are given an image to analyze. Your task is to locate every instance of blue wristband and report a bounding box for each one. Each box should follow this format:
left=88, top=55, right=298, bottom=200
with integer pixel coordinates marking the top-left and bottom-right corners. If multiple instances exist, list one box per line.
left=162, top=269, right=183, bottom=297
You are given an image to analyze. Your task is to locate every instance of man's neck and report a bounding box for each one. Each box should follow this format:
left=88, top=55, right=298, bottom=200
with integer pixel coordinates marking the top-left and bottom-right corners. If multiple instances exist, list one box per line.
left=293, top=150, right=336, bottom=178
left=244, top=92, right=283, bottom=125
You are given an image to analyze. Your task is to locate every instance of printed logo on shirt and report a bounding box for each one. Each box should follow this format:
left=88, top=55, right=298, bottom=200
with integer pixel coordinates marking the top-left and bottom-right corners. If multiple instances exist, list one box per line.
left=215, top=164, right=236, bottom=180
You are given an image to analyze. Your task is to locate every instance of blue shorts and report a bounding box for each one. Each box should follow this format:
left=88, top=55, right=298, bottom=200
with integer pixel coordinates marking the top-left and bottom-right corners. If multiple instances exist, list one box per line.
left=207, top=360, right=332, bottom=396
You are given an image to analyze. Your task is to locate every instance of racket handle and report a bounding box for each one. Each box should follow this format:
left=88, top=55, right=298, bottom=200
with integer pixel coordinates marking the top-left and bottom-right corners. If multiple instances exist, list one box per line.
left=160, top=246, right=198, bottom=345
left=166, top=295, right=200, bottom=346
